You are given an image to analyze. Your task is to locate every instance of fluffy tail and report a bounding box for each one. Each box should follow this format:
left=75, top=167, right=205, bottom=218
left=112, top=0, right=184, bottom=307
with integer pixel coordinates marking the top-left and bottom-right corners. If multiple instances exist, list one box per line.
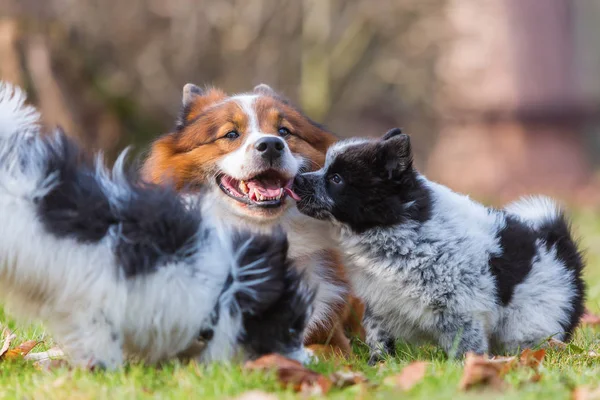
left=504, top=195, right=563, bottom=230
left=0, top=82, right=40, bottom=139
left=505, top=195, right=585, bottom=339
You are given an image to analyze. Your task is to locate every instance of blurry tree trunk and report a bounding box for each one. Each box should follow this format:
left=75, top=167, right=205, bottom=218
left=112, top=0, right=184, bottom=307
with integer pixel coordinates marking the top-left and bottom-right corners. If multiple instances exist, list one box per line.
left=301, top=0, right=331, bottom=121
left=26, top=35, right=81, bottom=142
left=0, top=19, right=23, bottom=86
left=429, top=0, right=591, bottom=203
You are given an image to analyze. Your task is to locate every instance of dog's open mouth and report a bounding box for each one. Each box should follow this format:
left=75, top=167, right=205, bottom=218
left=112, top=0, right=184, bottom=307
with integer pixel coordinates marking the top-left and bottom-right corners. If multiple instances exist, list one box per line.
left=217, top=170, right=301, bottom=208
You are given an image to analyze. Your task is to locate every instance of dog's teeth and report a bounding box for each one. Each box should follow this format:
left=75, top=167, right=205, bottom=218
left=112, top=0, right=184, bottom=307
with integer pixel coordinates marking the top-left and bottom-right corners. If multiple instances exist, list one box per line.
left=240, top=180, right=248, bottom=194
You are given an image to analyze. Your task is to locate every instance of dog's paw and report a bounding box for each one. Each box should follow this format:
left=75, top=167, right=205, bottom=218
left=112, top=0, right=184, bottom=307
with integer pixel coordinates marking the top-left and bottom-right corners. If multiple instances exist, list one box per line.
left=286, top=347, right=317, bottom=365
left=367, top=352, right=386, bottom=366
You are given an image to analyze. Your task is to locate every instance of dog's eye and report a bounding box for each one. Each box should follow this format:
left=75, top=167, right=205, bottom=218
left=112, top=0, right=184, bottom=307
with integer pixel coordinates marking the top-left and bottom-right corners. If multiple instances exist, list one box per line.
left=278, top=127, right=291, bottom=137
left=288, top=328, right=297, bottom=336
left=224, top=131, right=239, bottom=140
left=329, top=174, right=343, bottom=185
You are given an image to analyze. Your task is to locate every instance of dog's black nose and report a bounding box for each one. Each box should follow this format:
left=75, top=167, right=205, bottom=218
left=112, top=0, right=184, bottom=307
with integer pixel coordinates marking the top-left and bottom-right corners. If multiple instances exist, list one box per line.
left=255, top=137, right=285, bottom=163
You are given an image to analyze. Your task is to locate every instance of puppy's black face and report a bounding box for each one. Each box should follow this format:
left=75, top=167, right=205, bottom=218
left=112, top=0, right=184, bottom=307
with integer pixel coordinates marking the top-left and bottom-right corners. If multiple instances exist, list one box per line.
left=293, top=129, right=431, bottom=233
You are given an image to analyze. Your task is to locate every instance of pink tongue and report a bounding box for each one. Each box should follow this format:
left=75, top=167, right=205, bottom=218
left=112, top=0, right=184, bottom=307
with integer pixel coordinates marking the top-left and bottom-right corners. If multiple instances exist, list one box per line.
left=284, top=187, right=301, bottom=201
left=284, top=180, right=301, bottom=201
left=247, top=181, right=281, bottom=197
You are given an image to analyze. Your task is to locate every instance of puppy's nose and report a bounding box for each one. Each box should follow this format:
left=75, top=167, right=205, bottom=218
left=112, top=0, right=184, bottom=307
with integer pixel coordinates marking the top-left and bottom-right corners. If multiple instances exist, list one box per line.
left=255, top=137, right=285, bottom=163
left=293, top=174, right=306, bottom=189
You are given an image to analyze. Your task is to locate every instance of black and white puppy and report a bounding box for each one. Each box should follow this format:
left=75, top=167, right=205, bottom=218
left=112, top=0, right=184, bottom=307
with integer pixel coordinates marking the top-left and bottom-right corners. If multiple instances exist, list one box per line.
left=292, top=128, right=585, bottom=363
left=0, top=82, right=315, bottom=369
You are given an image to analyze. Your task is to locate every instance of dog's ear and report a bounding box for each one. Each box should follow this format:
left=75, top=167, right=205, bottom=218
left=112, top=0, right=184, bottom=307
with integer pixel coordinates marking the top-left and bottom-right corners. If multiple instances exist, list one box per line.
left=182, top=83, right=204, bottom=106
left=177, top=84, right=227, bottom=130
left=253, top=83, right=277, bottom=96
left=376, top=132, right=412, bottom=180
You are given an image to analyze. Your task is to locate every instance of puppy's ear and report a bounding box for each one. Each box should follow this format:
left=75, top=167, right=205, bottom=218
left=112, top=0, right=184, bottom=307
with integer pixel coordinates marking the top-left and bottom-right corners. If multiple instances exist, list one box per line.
left=382, top=127, right=404, bottom=141
left=376, top=133, right=412, bottom=180
left=177, top=84, right=227, bottom=130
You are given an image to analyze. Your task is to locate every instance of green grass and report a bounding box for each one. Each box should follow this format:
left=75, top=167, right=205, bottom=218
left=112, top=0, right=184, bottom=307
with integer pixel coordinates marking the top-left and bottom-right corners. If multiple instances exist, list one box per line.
left=2, top=210, right=600, bottom=399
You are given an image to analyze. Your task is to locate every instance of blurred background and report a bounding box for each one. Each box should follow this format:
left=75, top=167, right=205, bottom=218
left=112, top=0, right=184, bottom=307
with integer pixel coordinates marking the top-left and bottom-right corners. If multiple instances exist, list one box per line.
left=1, top=0, right=600, bottom=205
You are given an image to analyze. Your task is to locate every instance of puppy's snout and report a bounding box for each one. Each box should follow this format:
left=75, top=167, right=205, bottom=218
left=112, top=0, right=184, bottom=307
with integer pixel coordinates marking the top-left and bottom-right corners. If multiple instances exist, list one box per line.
left=254, top=137, right=285, bottom=164
left=293, top=174, right=307, bottom=190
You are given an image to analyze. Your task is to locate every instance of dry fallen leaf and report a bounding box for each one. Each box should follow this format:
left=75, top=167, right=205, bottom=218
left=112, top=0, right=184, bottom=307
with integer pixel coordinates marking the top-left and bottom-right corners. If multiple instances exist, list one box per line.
left=330, top=369, right=367, bottom=388
left=573, top=386, right=600, bottom=400
left=460, top=348, right=548, bottom=391
left=547, top=338, right=599, bottom=357
left=24, top=347, right=65, bottom=361
left=519, top=349, right=545, bottom=371
left=0, top=328, right=15, bottom=359
left=548, top=338, right=568, bottom=350
left=384, top=361, right=428, bottom=391
left=245, top=354, right=332, bottom=395
left=459, top=353, right=507, bottom=391
left=581, top=310, right=600, bottom=326
left=3, top=340, right=42, bottom=360
left=233, top=390, right=279, bottom=400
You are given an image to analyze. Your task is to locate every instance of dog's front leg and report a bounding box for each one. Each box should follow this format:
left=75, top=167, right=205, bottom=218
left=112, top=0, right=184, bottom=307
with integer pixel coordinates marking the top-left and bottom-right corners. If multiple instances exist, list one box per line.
left=363, top=306, right=395, bottom=365
left=50, top=310, right=124, bottom=370
left=437, top=315, right=488, bottom=359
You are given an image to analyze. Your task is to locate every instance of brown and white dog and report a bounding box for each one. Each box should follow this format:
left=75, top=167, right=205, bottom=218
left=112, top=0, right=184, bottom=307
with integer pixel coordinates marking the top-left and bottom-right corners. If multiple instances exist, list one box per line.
left=142, top=83, right=364, bottom=355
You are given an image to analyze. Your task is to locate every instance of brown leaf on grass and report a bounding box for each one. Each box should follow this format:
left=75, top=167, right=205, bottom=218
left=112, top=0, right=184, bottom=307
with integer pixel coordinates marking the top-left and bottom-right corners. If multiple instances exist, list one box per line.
left=573, top=386, right=600, bottom=400
left=484, top=355, right=517, bottom=373
left=3, top=340, right=42, bottom=360
left=24, top=346, right=65, bottom=361
left=519, top=348, right=545, bottom=371
left=330, top=369, right=367, bottom=389
left=547, top=338, right=599, bottom=357
left=581, top=310, right=600, bottom=326
left=459, top=353, right=507, bottom=391
left=460, top=348, right=547, bottom=391
left=244, top=354, right=332, bottom=395
left=383, top=361, right=428, bottom=391
left=548, top=338, right=568, bottom=349
left=0, top=328, right=16, bottom=359
left=233, top=391, right=278, bottom=400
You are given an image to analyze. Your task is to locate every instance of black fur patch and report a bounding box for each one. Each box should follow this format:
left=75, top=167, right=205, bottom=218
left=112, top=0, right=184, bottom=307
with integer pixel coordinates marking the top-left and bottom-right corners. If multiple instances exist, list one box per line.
left=230, top=228, right=290, bottom=315
left=37, top=133, right=114, bottom=242
left=37, top=131, right=202, bottom=278
left=112, top=181, right=202, bottom=278
left=295, top=140, right=431, bottom=233
left=538, top=215, right=585, bottom=339
left=240, top=265, right=315, bottom=358
left=488, top=215, right=536, bottom=305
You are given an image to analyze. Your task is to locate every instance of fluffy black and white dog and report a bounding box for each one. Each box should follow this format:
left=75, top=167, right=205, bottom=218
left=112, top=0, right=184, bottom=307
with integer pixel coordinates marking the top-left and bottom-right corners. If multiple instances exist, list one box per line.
left=0, top=82, right=315, bottom=369
left=292, top=128, right=585, bottom=363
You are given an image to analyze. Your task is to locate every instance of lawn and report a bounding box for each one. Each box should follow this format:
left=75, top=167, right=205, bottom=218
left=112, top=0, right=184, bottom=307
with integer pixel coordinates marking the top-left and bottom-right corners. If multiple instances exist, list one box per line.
left=2, top=209, right=600, bottom=400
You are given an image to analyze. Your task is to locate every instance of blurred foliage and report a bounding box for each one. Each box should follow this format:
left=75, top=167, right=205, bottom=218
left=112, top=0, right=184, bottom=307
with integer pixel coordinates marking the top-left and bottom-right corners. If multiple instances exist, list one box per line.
left=0, top=0, right=448, bottom=164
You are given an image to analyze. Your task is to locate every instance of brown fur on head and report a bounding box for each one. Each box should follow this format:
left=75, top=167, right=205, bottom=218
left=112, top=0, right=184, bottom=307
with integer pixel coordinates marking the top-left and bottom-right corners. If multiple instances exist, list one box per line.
left=142, top=84, right=336, bottom=193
